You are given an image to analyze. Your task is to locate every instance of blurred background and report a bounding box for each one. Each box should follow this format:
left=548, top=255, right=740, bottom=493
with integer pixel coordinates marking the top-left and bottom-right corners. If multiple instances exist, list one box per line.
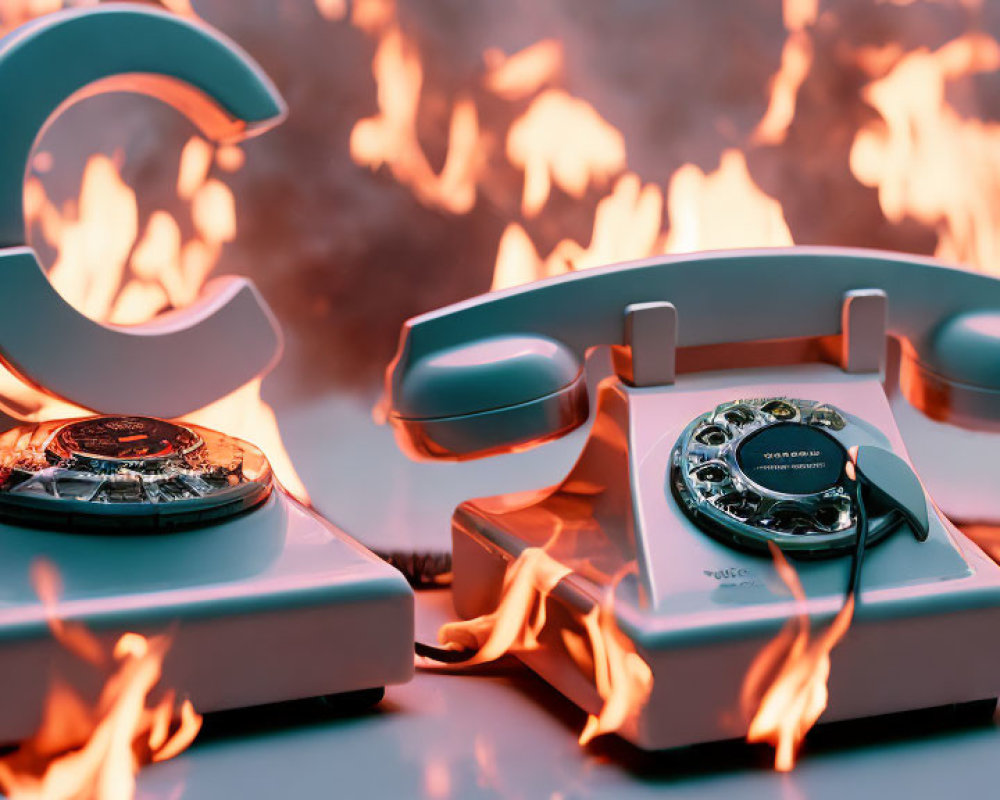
left=1, top=0, right=998, bottom=553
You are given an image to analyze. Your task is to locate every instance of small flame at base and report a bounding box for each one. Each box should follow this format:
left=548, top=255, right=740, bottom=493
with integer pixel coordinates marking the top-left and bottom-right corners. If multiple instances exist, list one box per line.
left=576, top=592, right=653, bottom=746
left=433, top=545, right=652, bottom=747
left=742, top=544, right=854, bottom=772
left=0, top=560, right=202, bottom=800
left=437, top=546, right=571, bottom=663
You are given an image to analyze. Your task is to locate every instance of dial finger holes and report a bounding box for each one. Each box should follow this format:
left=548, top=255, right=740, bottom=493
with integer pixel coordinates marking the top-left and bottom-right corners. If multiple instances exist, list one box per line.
left=715, top=490, right=760, bottom=520
left=763, top=504, right=816, bottom=534
left=761, top=400, right=798, bottom=421
left=723, top=406, right=755, bottom=427
left=814, top=503, right=845, bottom=529
left=695, top=425, right=729, bottom=446
left=693, top=462, right=728, bottom=483
left=809, top=405, right=846, bottom=431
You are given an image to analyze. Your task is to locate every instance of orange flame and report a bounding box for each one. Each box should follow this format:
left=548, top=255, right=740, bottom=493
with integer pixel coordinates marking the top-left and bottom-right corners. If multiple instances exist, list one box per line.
left=663, top=149, right=793, bottom=253
left=576, top=578, right=653, bottom=746
left=433, top=544, right=651, bottom=746
left=314, top=0, right=347, bottom=22
left=742, top=544, right=854, bottom=772
left=215, top=144, right=245, bottom=173
left=506, top=89, right=626, bottom=219
left=45, top=154, right=139, bottom=324
left=158, top=0, right=197, bottom=18
left=0, top=560, right=201, bottom=800
left=350, top=0, right=397, bottom=35
left=0, top=0, right=66, bottom=36
left=176, top=135, right=214, bottom=200
left=483, top=39, right=563, bottom=101
left=31, top=561, right=105, bottom=669
left=349, top=24, right=481, bottom=214
left=850, top=34, right=1000, bottom=274
left=487, top=76, right=791, bottom=291
left=491, top=173, right=664, bottom=290
left=12, top=135, right=309, bottom=502
left=436, top=546, right=571, bottom=662
left=751, top=0, right=818, bottom=145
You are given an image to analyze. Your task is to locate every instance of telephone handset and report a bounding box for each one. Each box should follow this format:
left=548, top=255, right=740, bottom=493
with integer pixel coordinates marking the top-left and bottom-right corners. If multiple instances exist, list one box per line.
left=386, top=246, right=1000, bottom=752
left=0, top=5, right=286, bottom=418
left=387, top=246, right=1000, bottom=459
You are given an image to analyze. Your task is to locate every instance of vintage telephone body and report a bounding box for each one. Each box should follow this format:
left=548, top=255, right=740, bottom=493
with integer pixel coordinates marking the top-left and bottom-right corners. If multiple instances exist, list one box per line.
left=0, top=6, right=413, bottom=743
left=388, top=247, right=1000, bottom=749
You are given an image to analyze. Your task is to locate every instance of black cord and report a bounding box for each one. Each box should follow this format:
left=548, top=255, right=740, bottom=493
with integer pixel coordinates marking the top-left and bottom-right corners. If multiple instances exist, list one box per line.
left=847, top=477, right=868, bottom=599
left=377, top=551, right=453, bottom=588
left=414, top=640, right=477, bottom=664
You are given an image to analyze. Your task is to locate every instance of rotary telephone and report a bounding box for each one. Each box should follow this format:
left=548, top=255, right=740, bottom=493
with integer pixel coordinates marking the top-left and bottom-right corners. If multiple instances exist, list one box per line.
left=385, top=246, right=1000, bottom=750
left=0, top=6, right=414, bottom=744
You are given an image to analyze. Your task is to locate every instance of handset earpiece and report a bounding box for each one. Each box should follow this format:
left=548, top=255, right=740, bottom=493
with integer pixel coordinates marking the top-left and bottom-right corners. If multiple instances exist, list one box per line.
left=901, top=309, right=1000, bottom=430
left=389, top=334, right=588, bottom=460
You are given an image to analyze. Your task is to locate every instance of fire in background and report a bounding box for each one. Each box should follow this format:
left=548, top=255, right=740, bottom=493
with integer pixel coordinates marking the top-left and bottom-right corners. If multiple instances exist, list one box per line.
left=3, top=0, right=999, bottom=405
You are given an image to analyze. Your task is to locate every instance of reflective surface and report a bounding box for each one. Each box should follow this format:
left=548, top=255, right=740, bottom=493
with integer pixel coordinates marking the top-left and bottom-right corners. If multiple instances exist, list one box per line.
left=135, top=590, right=1000, bottom=800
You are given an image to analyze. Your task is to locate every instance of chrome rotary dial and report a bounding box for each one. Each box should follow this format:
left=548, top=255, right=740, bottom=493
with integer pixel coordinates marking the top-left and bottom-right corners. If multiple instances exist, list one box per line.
left=0, top=416, right=272, bottom=532
left=670, top=398, right=897, bottom=556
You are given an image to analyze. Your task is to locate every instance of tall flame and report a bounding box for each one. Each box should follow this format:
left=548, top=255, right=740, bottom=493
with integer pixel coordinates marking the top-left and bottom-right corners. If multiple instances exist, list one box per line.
left=349, top=23, right=481, bottom=214
left=491, top=173, right=664, bottom=290
left=742, top=544, right=854, bottom=772
left=506, top=90, right=626, bottom=219
left=850, top=33, right=1000, bottom=274
left=13, top=136, right=309, bottom=502
left=0, top=560, right=201, bottom=800
left=437, top=546, right=571, bottom=662
left=662, top=149, right=793, bottom=253
left=432, top=543, right=652, bottom=746
left=489, top=66, right=791, bottom=289
left=751, top=0, right=818, bottom=145
left=575, top=580, right=653, bottom=746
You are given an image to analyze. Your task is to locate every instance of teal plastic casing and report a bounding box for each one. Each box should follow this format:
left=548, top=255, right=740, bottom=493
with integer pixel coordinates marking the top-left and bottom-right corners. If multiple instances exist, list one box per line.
left=0, top=4, right=286, bottom=417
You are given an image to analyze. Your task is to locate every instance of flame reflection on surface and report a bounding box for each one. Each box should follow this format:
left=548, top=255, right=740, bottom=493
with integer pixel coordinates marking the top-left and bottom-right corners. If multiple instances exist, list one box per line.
left=960, top=525, right=1000, bottom=564
left=742, top=544, right=855, bottom=772
left=0, top=561, right=200, bottom=800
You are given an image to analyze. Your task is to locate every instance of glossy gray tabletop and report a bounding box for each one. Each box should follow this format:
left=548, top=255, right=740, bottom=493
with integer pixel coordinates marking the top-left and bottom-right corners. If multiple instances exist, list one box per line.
left=134, top=590, right=1000, bottom=800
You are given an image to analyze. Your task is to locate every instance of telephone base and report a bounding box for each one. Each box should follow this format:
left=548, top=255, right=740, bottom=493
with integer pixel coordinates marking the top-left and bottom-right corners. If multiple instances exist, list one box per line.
left=198, top=686, right=388, bottom=742
left=450, top=365, right=1000, bottom=751
left=0, top=491, right=414, bottom=743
